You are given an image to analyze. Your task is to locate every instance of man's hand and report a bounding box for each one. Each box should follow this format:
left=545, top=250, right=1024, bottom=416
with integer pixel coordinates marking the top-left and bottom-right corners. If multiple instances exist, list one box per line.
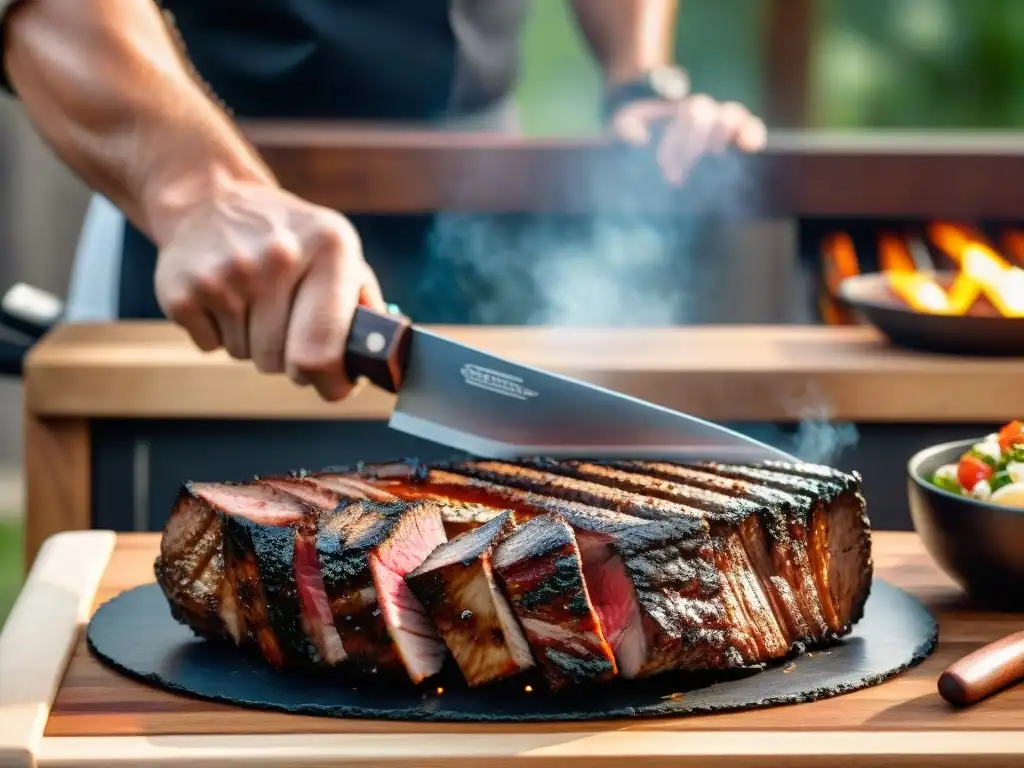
left=610, top=95, right=767, bottom=186
left=154, top=172, right=386, bottom=402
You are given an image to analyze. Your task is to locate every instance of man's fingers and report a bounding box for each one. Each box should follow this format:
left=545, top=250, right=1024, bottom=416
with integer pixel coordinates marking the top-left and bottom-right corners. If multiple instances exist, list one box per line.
left=157, top=287, right=223, bottom=352
left=609, top=100, right=673, bottom=146
left=358, top=262, right=387, bottom=312
left=284, top=233, right=363, bottom=401
left=248, top=237, right=303, bottom=373
left=706, top=101, right=752, bottom=154
left=737, top=114, right=768, bottom=152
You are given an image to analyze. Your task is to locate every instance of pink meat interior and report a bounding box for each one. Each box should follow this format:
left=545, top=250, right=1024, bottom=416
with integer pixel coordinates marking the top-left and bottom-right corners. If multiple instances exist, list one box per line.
left=370, top=509, right=449, bottom=684
left=577, top=534, right=647, bottom=678
left=193, top=483, right=305, bottom=526
left=294, top=533, right=347, bottom=665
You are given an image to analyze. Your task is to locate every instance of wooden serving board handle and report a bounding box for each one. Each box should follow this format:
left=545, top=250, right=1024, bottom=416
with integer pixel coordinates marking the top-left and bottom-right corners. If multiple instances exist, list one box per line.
left=938, top=630, right=1024, bottom=706
left=343, top=307, right=412, bottom=393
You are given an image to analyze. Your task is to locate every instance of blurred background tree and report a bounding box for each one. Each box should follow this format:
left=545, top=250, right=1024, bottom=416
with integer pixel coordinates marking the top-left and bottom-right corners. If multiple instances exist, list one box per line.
left=515, top=0, right=1024, bottom=135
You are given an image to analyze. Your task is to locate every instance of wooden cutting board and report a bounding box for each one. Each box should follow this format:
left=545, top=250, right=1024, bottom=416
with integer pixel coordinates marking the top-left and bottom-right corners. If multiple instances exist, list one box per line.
left=2, top=531, right=1024, bottom=767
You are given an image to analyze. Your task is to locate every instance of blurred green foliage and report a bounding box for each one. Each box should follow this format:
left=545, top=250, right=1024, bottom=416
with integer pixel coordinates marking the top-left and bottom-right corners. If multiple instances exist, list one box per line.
left=516, top=0, right=1024, bottom=134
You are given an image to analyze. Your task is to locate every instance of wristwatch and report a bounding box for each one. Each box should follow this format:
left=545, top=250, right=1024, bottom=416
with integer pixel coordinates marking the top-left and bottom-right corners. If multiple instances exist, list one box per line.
left=601, top=65, right=691, bottom=123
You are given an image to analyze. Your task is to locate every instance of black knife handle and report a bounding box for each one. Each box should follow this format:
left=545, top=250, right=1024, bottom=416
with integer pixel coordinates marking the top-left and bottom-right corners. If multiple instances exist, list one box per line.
left=344, top=306, right=412, bottom=393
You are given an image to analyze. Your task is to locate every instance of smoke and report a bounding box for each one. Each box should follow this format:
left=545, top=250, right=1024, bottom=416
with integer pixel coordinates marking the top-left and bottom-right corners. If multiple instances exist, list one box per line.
left=742, top=383, right=861, bottom=467
left=421, top=145, right=757, bottom=326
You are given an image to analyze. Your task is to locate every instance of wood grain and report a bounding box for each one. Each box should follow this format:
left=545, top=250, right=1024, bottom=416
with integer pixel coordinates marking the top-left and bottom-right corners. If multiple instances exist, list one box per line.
left=44, top=533, right=1024, bottom=739
left=0, top=531, right=115, bottom=768
left=24, top=321, right=1024, bottom=422
left=240, top=125, right=1024, bottom=218
left=23, top=413, right=91, bottom=567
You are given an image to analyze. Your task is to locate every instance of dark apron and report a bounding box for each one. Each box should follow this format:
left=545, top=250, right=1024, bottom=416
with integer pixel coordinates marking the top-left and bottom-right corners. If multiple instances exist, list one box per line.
left=119, top=0, right=526, bottom=322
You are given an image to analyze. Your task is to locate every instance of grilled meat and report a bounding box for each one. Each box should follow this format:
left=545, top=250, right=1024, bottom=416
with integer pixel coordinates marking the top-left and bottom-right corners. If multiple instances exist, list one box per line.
left=492, top=513, right=617, bottom=689
left=406, top=511, right=534, bottom=687
left=155, top=456, right=872, bottom=691
left=315, top=499, right=449, bottom=683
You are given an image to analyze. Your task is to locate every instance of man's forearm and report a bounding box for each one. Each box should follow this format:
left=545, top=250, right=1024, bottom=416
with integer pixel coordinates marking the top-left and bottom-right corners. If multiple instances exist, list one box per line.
left=3, top=0, right=276, bottom=246
left=569, top=0, right=678, bottom=88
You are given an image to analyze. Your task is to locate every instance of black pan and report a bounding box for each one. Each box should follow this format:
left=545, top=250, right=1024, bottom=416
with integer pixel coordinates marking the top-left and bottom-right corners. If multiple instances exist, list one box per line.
left=837, top=271, right=1024, bottom=356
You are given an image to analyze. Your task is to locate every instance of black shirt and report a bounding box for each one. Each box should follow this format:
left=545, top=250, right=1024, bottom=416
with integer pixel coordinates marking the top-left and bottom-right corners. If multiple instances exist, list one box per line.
left=158, top=0, right=529, bottom=120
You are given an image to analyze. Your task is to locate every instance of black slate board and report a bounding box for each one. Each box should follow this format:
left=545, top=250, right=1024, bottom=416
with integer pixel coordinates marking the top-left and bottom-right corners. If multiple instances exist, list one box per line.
left=87, top=578, right=937, bottom=722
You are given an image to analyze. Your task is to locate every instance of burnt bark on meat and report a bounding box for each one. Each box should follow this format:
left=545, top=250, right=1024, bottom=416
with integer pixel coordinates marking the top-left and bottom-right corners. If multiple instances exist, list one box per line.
left=156, top=454, right=873, bottom=690
left=315, top=499, right=449, bottom=683
left=492, top=513, right=618, bottom=690
left=406, top=510, right=535, bottom=687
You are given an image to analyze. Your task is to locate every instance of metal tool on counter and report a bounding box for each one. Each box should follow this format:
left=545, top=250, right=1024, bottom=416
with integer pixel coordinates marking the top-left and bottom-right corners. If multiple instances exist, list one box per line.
left=0, top=282, right=64, bottom=376
left=938, top=630, right=1024, bottom=706
left=343, top=307, right=797, bottom=463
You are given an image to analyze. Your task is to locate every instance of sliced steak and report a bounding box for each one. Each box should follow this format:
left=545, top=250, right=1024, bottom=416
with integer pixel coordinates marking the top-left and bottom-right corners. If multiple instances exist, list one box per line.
left=406, top=511, right=534, bottom=686
left=492, top=513, right=617, bottom=690
left=316, top=499, right=449, bottom=683
left=212, top=483, right=319, bottom=667
left=442, top=460, right=786, bottom=666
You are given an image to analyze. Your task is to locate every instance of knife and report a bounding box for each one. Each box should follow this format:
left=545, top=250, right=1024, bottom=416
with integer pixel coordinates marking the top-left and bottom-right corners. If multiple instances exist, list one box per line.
left=344, top=307, right=797, bottom=463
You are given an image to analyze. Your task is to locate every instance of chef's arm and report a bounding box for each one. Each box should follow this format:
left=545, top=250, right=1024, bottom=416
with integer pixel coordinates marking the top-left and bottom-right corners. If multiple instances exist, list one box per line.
left=1, top=0, right=276, bottom=246
left=568, top=0, right=679, bottom=88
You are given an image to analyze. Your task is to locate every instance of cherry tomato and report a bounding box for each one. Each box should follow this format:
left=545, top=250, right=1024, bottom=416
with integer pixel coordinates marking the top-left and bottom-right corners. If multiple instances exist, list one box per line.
left=958, top=454, right=994, bottom=491
left=998, top=420, right=1024, bottom=455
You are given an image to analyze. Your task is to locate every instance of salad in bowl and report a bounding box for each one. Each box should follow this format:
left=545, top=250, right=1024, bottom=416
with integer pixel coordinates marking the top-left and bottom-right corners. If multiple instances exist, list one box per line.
left=930, top=420, right=1024, bottom=508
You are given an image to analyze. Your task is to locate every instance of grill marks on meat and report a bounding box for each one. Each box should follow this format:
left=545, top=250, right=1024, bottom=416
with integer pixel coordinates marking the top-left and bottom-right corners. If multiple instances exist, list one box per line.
left=316, top=500, right=448, bottom=683
left=493, top=514, right=617, bottom=689
left=406, top=511, right=534, bottom=687
left=441, top=460, right=786, bottom=665
left=157, top=456, right=872, bottom=691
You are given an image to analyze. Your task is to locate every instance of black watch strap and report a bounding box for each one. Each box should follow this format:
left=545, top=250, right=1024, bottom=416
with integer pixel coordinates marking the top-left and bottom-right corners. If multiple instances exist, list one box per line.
left=602, top=65, right=690, bottom=123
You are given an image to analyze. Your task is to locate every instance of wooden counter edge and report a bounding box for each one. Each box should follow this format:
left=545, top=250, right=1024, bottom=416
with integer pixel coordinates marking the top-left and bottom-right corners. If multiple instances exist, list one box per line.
left=23, top=322, right=1024, bottom=422
left=0, top=531, right=116, bottom=768
left=31, top=731, right=1024, bottom=767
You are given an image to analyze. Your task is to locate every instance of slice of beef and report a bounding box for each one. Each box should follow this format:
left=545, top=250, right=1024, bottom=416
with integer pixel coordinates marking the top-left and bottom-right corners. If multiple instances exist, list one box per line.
left=406, top=511, right=535, bottom=687
left=213, top=482, right=321, bottom=668
left=492, top=513, right=617, bottom=690
left=255, top=477, right=351, bottom=666
left=355, top=464, right=734, bottom=678
left=316, top=499, right=449, bottom=683
left=443, top=460, right=787, bottom=666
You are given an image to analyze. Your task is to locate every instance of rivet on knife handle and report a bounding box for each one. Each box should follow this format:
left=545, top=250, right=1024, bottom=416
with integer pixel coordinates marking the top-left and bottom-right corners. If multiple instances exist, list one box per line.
left=344, top=307, right=412, bottom=393
left=937, top=630, right=1024, bottom=706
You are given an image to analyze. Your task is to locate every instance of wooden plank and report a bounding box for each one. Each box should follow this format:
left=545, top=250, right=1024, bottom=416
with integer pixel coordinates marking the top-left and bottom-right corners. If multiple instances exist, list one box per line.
left=44, top=533, right=1024, bottom=741
left=23, top=414, right=91, bottom=569
left=30, top=731, right=1024, bottom=768
left=24, top=322, right=1024, bottom=422
left=240, top=124, right=1024, bottom=218
left=0, top=531, right=115, bottom=768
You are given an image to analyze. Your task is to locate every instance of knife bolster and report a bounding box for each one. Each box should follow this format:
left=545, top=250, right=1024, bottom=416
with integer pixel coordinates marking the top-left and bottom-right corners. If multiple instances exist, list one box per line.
left=344, top=308, right=412, bottom=393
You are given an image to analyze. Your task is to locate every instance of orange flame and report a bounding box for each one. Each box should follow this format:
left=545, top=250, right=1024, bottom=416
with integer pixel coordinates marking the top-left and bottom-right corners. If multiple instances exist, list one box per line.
left=929, top=222, right=1024, bottom=318
left=819, top=232, right=861, bottom=325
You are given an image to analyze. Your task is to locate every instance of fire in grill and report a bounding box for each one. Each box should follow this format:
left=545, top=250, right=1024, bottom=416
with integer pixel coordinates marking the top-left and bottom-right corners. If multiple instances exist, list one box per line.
left=819, top=222, right=1024, bottom=322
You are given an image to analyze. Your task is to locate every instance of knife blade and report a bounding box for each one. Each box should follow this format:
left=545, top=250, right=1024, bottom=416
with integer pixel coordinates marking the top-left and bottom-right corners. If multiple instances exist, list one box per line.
left=344, top=307, right=797, bottom=463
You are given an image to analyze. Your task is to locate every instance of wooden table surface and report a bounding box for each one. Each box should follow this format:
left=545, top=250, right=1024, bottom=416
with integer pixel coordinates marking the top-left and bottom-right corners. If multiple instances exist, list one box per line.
left=24, top=321, right=1024, bottom=422
left=3, top=531, right=1024, bottom=767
